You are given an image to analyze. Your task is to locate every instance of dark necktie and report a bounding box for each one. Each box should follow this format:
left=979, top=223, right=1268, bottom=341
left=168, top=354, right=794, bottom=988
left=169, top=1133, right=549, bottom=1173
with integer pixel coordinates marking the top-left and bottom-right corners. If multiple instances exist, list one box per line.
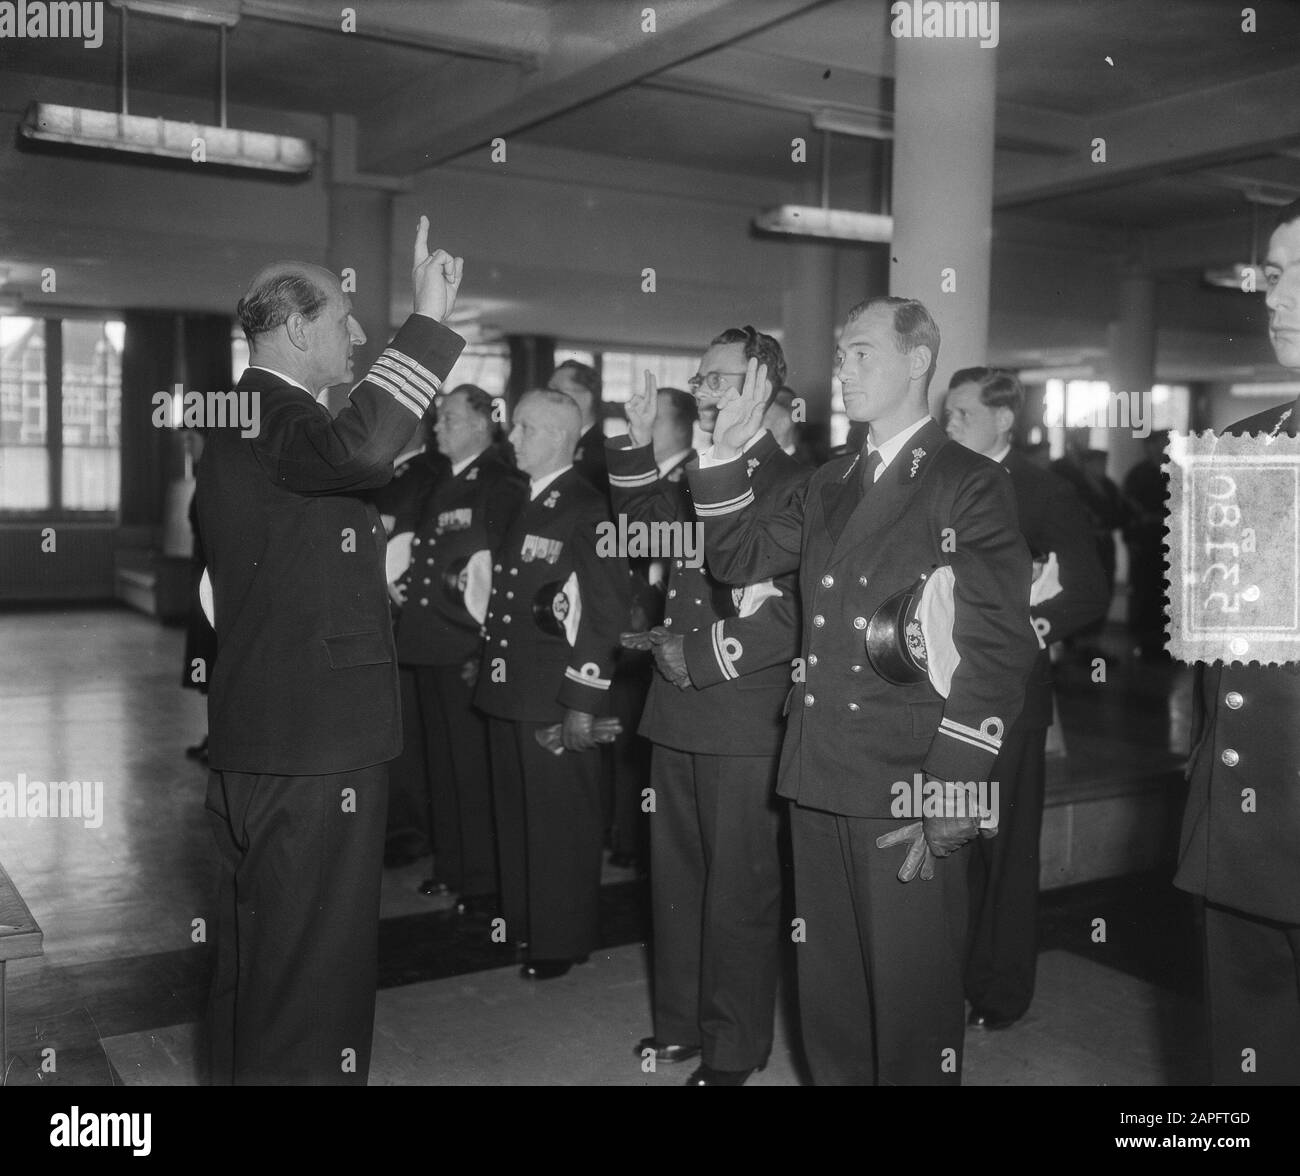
left=861, top=449, right=883, bottom=495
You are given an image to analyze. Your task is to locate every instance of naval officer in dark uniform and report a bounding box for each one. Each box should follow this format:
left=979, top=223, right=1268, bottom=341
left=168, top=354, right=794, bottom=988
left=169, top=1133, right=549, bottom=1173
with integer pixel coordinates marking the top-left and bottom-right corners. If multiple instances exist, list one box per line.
left=548, top=359, right=608, bottom=495
left=388, top=385, right=527, bottom=910
left=688, top=298, right=1039, bottom=1084
left=608, top=328, right=809, bottom=1085
left=943, top=368, right=1109, bottom=1031
left=474, top=389, right=630, bottom=978
left=1175, top=197, right=1300, bottom=1084
left=198, top=218, right=465, bottom=1084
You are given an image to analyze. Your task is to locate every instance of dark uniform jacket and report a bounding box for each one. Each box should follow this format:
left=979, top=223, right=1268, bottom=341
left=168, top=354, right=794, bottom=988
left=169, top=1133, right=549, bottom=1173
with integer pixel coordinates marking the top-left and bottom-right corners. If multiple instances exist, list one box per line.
left=473, top=466, right=629, bottom=723
left=1002, top=449, right=1110, bottom=728
left=689, top=417, right=1039, bottom=818
left=573, top=422, right=610, bottom=496
left=392, top=448, right=527, bottom=667
left=197, top=315, right=465, bottom=775
left=366, top=447, right=449, bottom=529
left=607, top=431, right=809, bottom=757
left=1175, top=397, right=1300, bottom=924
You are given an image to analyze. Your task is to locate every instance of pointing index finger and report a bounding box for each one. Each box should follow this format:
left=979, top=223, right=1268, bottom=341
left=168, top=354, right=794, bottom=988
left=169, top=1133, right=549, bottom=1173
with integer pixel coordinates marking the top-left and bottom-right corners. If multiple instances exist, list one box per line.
left=414, top=215, right=429, bottom=266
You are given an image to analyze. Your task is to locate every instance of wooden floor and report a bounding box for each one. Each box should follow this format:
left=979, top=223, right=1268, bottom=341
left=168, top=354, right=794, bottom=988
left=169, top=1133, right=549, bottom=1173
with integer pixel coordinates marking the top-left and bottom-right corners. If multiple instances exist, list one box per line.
left=0, top=604, right=1207, bottom=1086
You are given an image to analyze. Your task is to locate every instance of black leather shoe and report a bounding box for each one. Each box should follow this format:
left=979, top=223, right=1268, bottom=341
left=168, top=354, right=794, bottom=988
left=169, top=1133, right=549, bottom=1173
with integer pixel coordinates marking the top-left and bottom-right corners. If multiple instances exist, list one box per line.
left=520, top=954, right=588, bottom=980
left=418, top=878, right=451, bottom=897
left=967, top=1008, right=1019, bottom=1031
left=454, top=892, right=499, bottom=917
left=685, top=1063, right=753, bottom=1086
left=635, top=1037, right=700, bottom=1064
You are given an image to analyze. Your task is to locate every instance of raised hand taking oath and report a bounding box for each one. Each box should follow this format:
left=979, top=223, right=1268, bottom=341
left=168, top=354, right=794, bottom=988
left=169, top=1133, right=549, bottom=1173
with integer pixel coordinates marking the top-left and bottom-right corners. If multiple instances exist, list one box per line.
left=712, top=357, right=771, bottom=461
left=626, top=369, right=659, bottom=448
left=412, top=214, right=464, bottom=322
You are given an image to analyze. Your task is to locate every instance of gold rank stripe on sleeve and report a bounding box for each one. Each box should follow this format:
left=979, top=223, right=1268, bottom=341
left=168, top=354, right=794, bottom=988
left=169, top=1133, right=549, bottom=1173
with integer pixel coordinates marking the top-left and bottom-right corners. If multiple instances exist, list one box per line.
left=564, top=663, right=611, bottom=691
left=710, top=620, right=743, bottom=680
left=608, top=469, right=659, bottom=489
left=937, top=715, right=1004, bottom=755
left=366, top=349, right=444, bottom=417
left=694, top=489, right=755, bottom=517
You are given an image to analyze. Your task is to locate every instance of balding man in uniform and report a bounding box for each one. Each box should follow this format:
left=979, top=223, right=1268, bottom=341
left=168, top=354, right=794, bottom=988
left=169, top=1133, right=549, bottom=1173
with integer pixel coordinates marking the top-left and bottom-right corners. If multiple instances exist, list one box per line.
left=474, top=390, right=629, bottom=978
left=198, top=219, right=465, bottom=1085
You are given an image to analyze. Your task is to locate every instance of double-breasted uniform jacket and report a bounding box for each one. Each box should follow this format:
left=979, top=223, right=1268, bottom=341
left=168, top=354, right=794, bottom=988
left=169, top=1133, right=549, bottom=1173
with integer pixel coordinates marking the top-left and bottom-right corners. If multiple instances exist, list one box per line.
left=392, top=449, right=527, bottom=667
left=1175, top=396, right=1300, bottom=925
left=1002, top=449, right=1110, bottom=727
left=606, top=431, right=810, bottom=757
left=688, top=417, right=1039, bottom=817
left=197, top=315, right=465, bottom=775
left=473, top=466, right=630, bottom=723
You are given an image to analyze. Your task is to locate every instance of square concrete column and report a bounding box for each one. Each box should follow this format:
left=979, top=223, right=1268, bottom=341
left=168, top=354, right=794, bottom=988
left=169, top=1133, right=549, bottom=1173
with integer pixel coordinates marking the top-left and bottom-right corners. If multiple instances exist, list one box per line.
left=890, top=33, right=997, bottom=407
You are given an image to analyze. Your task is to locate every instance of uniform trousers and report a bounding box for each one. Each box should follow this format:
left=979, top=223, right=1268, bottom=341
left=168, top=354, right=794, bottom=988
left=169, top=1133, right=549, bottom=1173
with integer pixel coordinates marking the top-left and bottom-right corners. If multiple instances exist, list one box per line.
left=791, top=803, right=969, bottom=1086
left=964, top=717, right=1047, bottom=1022
left=649, top=748, right=783, bottom=1071
left=1204, top=901, right=1300, bottom=1085
left=205, top=765, right=387, bottom=1085
left=608, top=654, right=652, bottom=861
left=394, top=664, right=498, bottom=896
left=487, top=717, right=604, bottom=960
left=385, top=667, right=434, bottom=862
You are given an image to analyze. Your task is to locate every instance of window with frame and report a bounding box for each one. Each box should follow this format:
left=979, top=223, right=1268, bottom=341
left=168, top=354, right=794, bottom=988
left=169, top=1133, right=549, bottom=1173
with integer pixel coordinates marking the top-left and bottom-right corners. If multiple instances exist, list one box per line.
left=0, top=316, right=122, bottom=516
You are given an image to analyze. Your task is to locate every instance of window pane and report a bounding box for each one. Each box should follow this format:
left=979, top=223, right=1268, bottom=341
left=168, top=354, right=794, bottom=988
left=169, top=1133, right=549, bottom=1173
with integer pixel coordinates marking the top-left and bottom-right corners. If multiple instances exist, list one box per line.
left=0, top=317, right=49, bottom=509
left=1151, top=385, right=1189, bottom=432
left=599, top=352, right=696, bottom=405
left=231, top=329, right=249, bottom=384
left=445, top=345, right=509, bottom=398
left=61, top=319, right=123, bottom=510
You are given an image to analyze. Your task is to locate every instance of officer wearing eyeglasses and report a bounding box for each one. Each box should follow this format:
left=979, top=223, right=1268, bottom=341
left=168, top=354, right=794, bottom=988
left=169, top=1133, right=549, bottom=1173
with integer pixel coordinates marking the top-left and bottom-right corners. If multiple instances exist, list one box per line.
left=608, top=325, right=808, bottom=1085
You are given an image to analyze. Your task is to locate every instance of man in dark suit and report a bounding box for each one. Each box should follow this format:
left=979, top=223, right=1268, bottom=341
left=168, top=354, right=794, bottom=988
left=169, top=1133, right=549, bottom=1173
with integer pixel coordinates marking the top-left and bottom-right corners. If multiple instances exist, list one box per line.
left=387, top=385, right=527, bottom=909
left=943, top=368, right=1109, bottom=1030
left=548, top=358, right=608, bottom=495
left=197, top=218, right=465, bottom=1085
left=474, top=389, right=630, bottom=979
left=688, top=297, right=1039, bottom=1085
left=609, top=329, right=809, bottom=1086
left=1175, top=197, right=1300, bottom=1084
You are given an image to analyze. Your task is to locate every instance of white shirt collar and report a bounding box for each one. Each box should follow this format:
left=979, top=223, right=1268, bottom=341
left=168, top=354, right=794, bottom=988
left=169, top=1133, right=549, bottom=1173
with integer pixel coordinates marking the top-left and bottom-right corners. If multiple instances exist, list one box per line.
left=452, top=447, right=488, bottom=477
left=529, top=463, right=572, bottom=501
left=866, top=415, right=931, bottom=478
left=247, top=364, right=317, bottom=400
left=657, top=448, right=693, bottom=477
left=989, top=442, right=1012, bottom=465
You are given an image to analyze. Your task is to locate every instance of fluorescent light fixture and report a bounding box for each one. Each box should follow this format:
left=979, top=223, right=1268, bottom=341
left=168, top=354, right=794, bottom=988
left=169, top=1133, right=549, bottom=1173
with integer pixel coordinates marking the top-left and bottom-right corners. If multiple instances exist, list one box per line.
left=811, top=108, right=892, bottom=141
left=1230, top=381, right=1300, bottom=398
left=21, top=102, right=314, bottom=174
left=112, top=0, right=240, bottom=26
left=753, top=205, right=892, bottom=243
left=1202, top=263, right=1258, bottom=292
